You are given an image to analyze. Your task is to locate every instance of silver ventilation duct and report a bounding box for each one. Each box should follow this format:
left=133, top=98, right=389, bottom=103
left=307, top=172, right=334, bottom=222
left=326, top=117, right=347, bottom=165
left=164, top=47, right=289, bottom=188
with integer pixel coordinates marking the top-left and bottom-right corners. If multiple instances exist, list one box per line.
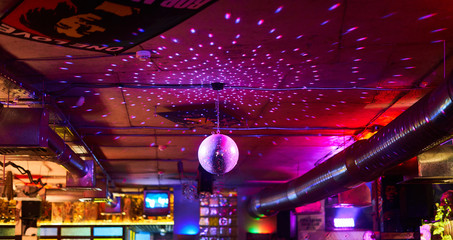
left=401, top=145, right=453, bottom=184
left=0, top=108, right=88, bottom=177
left=248, top=76, right=453, bottom=218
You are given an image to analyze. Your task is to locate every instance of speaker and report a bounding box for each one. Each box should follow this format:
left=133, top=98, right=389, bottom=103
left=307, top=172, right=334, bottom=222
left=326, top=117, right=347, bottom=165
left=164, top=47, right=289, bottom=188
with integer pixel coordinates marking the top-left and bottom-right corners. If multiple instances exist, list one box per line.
left=197, top=165, right=213, bottom=195
left=399, top=184, right=434, bottom=232
left=21, top=201, right=41, bottom=219
left=277, top=210, right=296, bottom=239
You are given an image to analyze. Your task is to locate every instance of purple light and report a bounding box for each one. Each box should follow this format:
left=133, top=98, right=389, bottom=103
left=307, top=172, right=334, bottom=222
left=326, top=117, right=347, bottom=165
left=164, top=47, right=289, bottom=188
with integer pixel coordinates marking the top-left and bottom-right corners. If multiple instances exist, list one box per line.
left=381, top=12, right=396, bottom=19
left=275, top=6, right=283, bottom=13
left=190, top=28, right=196, bottom=33
left=321, top=20, right=329, bottom=25
left=235, top=17, right=241, bottom=24
left=333, top=218, right=355, bottom=228
left=225, top=13, right=231, bottom=19
left=329, top=3, right=340, bottom=11
left=431, top=28, right=447, bottom=33
left=418, top=13, right=437, bottom=20
left=356, top=37, right=367, bottom=41
left=363, top=231, right=374, bottom=240
left=257, top=19, right=264, bottom=25
left=343, top=26, right=358, bottom=35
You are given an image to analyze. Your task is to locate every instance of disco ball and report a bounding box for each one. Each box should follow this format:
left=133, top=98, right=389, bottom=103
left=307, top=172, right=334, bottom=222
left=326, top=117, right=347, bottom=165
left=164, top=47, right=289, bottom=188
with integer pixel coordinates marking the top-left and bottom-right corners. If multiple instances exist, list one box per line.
left=198, top=133, right=239, bottom=175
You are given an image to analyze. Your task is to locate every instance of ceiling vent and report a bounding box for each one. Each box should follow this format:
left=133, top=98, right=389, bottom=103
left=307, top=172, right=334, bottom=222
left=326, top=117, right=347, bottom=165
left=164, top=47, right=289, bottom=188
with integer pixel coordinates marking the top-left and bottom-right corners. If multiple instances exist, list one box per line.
left=402, top=145, right=453, bottom=184
left=0, top=108, right=88, bottom=177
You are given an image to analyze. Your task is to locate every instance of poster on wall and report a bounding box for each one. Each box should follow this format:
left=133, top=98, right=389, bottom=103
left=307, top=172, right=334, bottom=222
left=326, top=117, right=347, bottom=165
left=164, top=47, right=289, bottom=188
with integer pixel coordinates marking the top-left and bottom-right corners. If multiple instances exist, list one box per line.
left=0, top=0, right=217, bottom=54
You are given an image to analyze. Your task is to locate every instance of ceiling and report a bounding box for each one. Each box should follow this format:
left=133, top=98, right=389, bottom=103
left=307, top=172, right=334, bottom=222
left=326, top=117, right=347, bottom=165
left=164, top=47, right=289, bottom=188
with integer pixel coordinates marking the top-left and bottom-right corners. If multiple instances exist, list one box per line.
left=1, top=0, right=453, bottom=193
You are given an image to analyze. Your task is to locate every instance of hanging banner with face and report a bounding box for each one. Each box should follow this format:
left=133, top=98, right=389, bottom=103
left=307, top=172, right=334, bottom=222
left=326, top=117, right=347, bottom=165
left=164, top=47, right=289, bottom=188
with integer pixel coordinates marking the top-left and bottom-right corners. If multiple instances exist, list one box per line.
left=0, top=0, right=217, bottom=54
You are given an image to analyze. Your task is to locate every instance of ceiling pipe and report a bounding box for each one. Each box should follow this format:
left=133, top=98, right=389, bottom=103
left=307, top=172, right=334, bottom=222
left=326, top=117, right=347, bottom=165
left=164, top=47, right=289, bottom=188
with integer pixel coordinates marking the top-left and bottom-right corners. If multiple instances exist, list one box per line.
left=48, top=99, right=112, bottom=184
left=248, top=75, right=453, bottom=218
left=47, top=126, right=88, bottom=177
left=0, top=108, right=88, bottom=177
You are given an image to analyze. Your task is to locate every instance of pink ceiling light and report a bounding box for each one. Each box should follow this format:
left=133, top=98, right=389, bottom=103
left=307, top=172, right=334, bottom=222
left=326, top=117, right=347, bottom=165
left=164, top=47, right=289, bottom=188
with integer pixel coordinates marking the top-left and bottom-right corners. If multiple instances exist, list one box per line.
left=197, top=83, right=239, bottom=175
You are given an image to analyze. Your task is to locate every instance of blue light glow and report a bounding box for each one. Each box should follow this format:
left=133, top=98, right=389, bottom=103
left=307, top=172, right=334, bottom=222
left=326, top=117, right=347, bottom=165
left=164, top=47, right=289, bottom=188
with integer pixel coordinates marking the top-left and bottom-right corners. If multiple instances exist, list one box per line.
left=180, top=225, right=199, bottom=235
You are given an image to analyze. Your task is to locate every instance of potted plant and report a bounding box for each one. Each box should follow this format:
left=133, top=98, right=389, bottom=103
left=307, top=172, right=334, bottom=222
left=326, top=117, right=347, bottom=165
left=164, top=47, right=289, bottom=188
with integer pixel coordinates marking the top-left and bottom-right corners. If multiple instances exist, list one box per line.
left=431, top=190, right=453, bottom=240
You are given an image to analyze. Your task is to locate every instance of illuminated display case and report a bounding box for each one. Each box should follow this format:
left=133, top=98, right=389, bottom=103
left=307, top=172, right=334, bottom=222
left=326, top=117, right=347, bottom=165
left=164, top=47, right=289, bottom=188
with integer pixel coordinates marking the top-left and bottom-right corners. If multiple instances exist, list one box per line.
left=199, top=190, right=237, bottom=240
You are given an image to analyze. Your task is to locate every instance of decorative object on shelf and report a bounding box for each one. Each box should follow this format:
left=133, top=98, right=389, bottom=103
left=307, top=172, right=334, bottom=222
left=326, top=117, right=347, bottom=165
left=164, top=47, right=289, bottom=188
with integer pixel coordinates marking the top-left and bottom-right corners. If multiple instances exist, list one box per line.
left=182, top=182, right=198, bottom=201
left=428, top=190, right=453, bottom=240
left=198, top=83, right=239, bottom=175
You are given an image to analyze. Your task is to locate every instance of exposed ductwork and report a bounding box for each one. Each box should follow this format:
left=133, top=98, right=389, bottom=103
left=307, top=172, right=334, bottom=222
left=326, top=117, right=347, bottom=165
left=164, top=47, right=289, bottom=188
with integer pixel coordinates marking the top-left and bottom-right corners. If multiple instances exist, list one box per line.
left=0, top=108, right=88, bottom=177
left=401, top=145, right=453, bottom=184
left=46, top=125, right=88, bottom=177
left=248, top=76, right=453, bottom=218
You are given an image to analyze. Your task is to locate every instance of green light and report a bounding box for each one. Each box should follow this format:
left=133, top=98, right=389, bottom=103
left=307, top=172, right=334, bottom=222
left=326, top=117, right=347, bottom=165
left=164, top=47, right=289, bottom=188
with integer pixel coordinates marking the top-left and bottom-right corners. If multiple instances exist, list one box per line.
left=247, top=226, right=261, bottom=234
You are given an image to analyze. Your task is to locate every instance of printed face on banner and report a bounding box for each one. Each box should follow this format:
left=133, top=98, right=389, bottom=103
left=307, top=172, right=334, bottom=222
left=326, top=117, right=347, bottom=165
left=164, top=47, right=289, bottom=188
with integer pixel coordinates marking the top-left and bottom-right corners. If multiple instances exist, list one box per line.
left=0, top=0, right=217, bottom=54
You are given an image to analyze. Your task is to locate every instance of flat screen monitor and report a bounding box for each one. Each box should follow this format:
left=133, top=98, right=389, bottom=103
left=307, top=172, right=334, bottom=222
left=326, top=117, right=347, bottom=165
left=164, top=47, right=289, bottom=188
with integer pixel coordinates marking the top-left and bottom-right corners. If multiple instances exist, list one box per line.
left=143, top=190, right=170, bottom=216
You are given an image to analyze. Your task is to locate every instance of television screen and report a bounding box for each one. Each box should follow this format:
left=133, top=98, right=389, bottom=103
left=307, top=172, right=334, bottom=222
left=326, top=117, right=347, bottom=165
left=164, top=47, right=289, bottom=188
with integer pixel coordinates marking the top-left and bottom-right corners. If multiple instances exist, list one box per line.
left=143, top=190, right=170, bottom=216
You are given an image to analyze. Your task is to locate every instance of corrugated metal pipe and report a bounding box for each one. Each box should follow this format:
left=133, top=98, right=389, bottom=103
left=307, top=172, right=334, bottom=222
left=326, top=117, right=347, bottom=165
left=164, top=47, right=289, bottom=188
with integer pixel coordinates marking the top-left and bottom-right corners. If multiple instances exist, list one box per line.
left=248, top=76, right=453, bottom=218
left=47, top=127, right=88, bottom=177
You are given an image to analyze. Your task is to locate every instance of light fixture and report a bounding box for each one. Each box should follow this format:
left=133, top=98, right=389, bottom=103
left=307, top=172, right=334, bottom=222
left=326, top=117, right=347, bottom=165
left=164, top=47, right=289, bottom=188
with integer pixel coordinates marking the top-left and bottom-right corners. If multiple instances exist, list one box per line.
left=197, top=83, right=239, bottom=175
left=136, top=50, right=151, bottom=61
left=333, top=218, right=355, bottom=228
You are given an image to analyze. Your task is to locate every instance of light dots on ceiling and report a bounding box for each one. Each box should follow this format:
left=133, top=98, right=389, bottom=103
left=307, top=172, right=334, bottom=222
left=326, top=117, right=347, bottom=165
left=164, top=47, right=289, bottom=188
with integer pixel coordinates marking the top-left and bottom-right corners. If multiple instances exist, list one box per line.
left=328, top=3, right=340, bottom=11
left=381, top=12, right=396, bottom=19
left=418, top=13, right=437, bottom=20
left=343, top=26, right=358, bottom=35
left=43, top=0, right=443, bottom=133
left=431, top=28, right=447, bottom=33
